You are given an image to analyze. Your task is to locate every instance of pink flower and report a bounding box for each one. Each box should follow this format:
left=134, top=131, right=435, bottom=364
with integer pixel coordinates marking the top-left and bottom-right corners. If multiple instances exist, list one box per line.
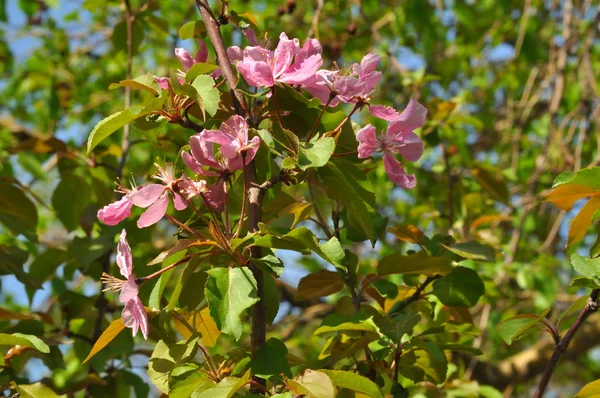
left=182, top=116, right=260, bottom=211
left=98, top=195, right=133, bottom=226
left=356, top=99, right=427, bottom=189
left=304, top=53, right=382, bottom=106
left=128, top=163, right=187, bottom=228
left=175, top=42, right=208, bottom=71
left=235, top=32, right=323, bottom=88
left=101, top=230, right=149, bottom=339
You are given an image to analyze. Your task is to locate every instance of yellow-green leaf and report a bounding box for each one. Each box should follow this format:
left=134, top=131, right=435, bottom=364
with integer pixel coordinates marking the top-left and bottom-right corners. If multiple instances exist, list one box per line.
left=575, top=379, right=600, bottom=397
left=546, top=185, right=600, bottom=211
left=175, top=307, right=221, bottom=347
left=378, top=251, right=453, bottom=276
left=297, top=270, right=344, bottom=301
left=82, top=318, right=126, bottom=364
left=387, top=225, right=425, bottom=244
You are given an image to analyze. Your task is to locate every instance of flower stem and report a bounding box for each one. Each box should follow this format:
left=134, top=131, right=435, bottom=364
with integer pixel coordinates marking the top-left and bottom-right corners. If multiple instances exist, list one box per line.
left=306, top=91, right=335, bottom=142
left=234, top=154, right=249, bottom=239
left=166, top=214, right=205, bottom=239
left=326, top=102, right=362, bottom=140
left=139, top=255, right=191, bottom=282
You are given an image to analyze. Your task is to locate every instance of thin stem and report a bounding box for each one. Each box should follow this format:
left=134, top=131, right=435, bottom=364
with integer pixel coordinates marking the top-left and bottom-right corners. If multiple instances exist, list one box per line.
left=308, top=176, right=332, bottom=239
left=388, top=275, right=441, bottom=315
left=223, top=190, right=231, bottom=238
left=166, top=214, right=205, bottom=239
left=306, top=92, right=335, bottom=142
left=326, top=102, right=362, bottom=139
left=533, top=289, right=599, bottom=397
left=138, top=255, right=192, bottom=282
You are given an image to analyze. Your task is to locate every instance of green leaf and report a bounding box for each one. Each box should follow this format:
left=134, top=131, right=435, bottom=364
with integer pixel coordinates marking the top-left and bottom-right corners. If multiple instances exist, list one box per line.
left=82, top=318, right=126, bottom=364
left=109, top=74, right=159, bottom=96
left=192, top=373, right=250, bottom=398
left=253, top=226, right=346, bottom=270
left=0, top=332, right=50, bottom=353
left=179, top=20, right=207, bottom=39
left=432, top=266, right=485, bottom=307
left=471, top=163, right=509, bottom=205
left=52, top=175, right=91, bottom=231
left=148, top=337, right=200, bottom=394
left=250, top=338, right=291, bottom=378
left=414, top=341, right=448, bottom=384
left=315, top=312, right=379, bottom=336
left=374, top=312, right=421, bottom=341
left=297, top=270, right=344, bottom=300
left=0, top=181, right=38, bottom=239
left=191, top=75, right=220, bottom=117
left=167, top=258, right=199, bottom=312
left=378, top=251, right=453, bottom=276
left=18, top=383, right=65, bottom=398
left=205, top=267, right=259, bottom=340
left=0, top=245, right=41, bottom=290
left=319, top=370, right=384, bottom=398
left=263, top=273, right=280, bottom=325
left=496, top=310, right=549, bottom=345
left=319, top=158, right=377, bottom=244
left=298, top=137, right=335, bottom=170
left=186, top=63, right=219, bottom=82
left=571, top=254, right=600, bottom=285
left=288, top=370, right=334, bottom=398
left=441, top=241, right=496, bottom=262
left=252, top=254, right=284, bottom=277
left=149, top=250, right=187, bottom=309
left=87, top=105, right=149, bottom=153
left=575, top=379, right=600, bottom=397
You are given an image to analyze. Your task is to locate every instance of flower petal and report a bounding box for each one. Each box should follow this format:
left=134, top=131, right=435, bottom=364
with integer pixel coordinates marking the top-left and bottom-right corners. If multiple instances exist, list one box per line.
left=383, top=152, right=416, bottom=189
left=195, top=41, right=208, bottom=63
left=237, top=60, right=275, bottom=88
left=116, top=229, right=133, bottom=278
left=220, top=115, right=249, bottom=149
left=394, top=98, right=428, bottom=133
left=119, top=275, right=139, bottom=303
left=154, top=76, right=170, bottom=90
left=175, top=48, right=195, bottom=70
left=394, top=131, right=424, bottom=162
left=182, top=151, right=203, bottom=174
left=129, top=184, right=165, bottom=208
left=356, top=124, right=380, bottom=159
left=97, top=196, right=132, bottom=226
left=369, top=105, right=401, bottom=121
left=280, top=53, right=323, bottom=85
left=137, top=192, right=169, bottom=228
left=172, top=192, right=187, bottom=211
left=122, top=296, right=149, bottom=340
left=190, top=134, right=221, bottom=170
left=205, top=181, right=227, bottom=212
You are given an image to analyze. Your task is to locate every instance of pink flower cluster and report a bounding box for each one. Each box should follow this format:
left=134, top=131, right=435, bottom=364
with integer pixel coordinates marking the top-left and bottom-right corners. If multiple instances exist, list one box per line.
left=230, top=32, right=427, bottom=188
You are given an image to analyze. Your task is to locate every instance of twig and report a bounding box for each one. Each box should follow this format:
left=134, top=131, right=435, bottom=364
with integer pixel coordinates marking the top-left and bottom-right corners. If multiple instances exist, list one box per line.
left=388, top=275, right=440, bottom=315
left=533, top=289, right=599, bottom=397
left=307, top=0, right=324, bottom=39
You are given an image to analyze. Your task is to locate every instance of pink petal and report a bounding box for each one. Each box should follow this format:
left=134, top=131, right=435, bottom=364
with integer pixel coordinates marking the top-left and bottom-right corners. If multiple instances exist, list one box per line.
left=175, top=48, right=195, bottom=70
left=97, top=196, right=132, bottom=226
left=190, top=134, right=221, bottom=171
left=122, top=296, right=149, bottom=340
left=182, top=151, right=203, bottom=174
left=355, top=53, right=381, bottom=77
left=116, top=229, right=133, bottom=278
left=221, top=115, right=249, bottom=146
left=272, top=34, right=297, bottom=78
left=279, top=53, right=323, bottom=85
left=154, top=76, right=170, bottom=90
left=356, top=125, right=380, bottom=159
left=393, top=131, right=424, bottom=162
left=172, top=192, right=187, bottom=211
left=119, top=275, right=139, bottom=303
left=205, top=181, right=227, bottom=212
left=383, top=151, right=416, bottom=189
left=369, top=105, right=400, bottom=121
left=137, top=192, right=169, bottom=228
left=237, top=60, right=275, bottom=87
left=243, top=28, right=258, bottom=46
left=227, top=46, right=243, bottom=64
left=195, top=41, right=208, bottom=63
left=129, top=184, right=166, bottom=208
left=394, top=98, right=428, bottom=133
left=202, top=129, right=239, bottom=159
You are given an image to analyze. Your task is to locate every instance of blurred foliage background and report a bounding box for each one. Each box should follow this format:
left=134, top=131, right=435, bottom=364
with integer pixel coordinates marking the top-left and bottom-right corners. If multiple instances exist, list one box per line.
left=1, top=0, right=599, bottom=396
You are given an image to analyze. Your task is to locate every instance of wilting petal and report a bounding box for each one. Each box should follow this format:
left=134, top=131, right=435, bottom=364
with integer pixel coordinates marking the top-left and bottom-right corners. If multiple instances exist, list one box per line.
left=116, top=229, right=133, bottom=278
left=119, top=275, right=139, bottom=303
left=122, top=296, right=149, bottom=340
left=238, top=60, right=275, bottom=87
left=98, top=197, right=132, bottom=226
left=356, top=125, right=381, bottom=159
left=205, top=181, right=227, bottom=212
left=172, top=192, right=187, bottom=211
left=195, top=41, right=208, bottom=63
left=393, top=131, right=424, bottom=162
left=395, top=98, right=428, bottom=133
left=137, top=192, right=169, bottom=228
left=154, top=76, right=170, bottom=90
left=175, top=48, right=195, bottom=70
left=369, top=105, right=400, bottom=121
left=180, top=175, right=208, bottom=199
left=383, top=151, right=416, bottom=189
left=129, top=184, right=165, bottom=208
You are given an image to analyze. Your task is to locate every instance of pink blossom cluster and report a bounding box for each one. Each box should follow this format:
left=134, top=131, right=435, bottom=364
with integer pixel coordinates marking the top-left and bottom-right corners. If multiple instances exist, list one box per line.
left=229, top=32, right=428, bottom=188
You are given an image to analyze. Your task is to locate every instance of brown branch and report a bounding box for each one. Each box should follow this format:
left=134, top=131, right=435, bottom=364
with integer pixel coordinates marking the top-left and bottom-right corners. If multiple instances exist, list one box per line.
left=533, top=289, right=599, bottom=397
